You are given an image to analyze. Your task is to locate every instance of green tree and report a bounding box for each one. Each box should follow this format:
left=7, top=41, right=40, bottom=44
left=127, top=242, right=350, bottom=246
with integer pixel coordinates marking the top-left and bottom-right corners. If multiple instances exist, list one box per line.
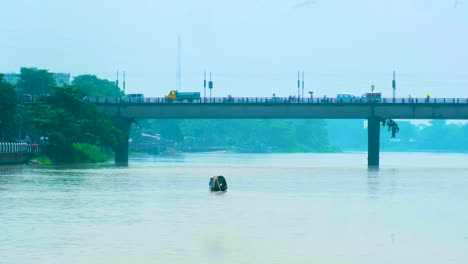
left=131, top=119, right=333, bottom=153
left=27, top=86, right=123, bottom=162
left=0, top=74, right=18, bottom=140
left=72, top=74, right=123, bottom=97
left=326, top=119, right=367, bottom=150
left=17, top=67, right=56, bottom=96
left=293, top=120, right=330, bottom=152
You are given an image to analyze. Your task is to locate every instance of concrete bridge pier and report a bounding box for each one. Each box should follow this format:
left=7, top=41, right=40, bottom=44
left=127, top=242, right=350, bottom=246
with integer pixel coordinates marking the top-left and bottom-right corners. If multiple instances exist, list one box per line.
left=113, top=117, right=133, bottom=165
left=367, top=116, right=381, bottom=167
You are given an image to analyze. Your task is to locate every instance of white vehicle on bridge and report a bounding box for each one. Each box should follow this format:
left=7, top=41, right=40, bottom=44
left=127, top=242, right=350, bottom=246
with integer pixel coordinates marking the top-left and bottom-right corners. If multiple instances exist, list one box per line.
left=361, top=92, right=382, bottom=103
left=121, top=93, right=145, bottom=103
left=336, top=94, right=359, bottom=103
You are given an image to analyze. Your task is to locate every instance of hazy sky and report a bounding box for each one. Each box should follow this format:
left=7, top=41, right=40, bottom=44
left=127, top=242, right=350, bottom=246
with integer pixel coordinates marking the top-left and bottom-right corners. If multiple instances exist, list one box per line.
left=1, top=0, right=467, bottom=98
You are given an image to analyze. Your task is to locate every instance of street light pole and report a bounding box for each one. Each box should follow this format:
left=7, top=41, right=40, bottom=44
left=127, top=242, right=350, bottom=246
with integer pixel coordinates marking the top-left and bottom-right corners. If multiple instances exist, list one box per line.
left=209, top=72, right=213, bottom=99
left=203, top=70, right=206, bottom=101
left=115, top=70, right=119, bottom=100
left=297, top=71, right=300, bottom=97
left=301, top=71, right=304, bottom=99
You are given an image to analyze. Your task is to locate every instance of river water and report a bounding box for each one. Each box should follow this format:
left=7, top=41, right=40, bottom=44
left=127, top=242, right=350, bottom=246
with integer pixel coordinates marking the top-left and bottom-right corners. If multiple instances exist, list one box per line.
left=1, top=152, right=467, bottom=264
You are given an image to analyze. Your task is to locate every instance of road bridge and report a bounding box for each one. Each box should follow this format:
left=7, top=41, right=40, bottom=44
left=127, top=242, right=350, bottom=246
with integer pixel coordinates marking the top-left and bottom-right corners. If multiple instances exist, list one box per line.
left=90, top=97, right=468, bottom=166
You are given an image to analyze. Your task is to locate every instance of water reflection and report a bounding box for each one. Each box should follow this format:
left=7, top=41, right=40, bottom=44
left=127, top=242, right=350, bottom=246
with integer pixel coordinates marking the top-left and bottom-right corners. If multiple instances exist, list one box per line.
left=0, top=165, right=27, bottom=190
left=366, top=167, right=400, bottom=199
left=0, top=165, right=26, bottom=175
left=366, top=167, right=380, bottom=198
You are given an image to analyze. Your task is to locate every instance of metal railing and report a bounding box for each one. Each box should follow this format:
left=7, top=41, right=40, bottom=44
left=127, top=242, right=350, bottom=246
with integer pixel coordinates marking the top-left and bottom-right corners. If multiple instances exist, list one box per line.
left=0, top=142, right=43, bottom=154
left=82, top=96, right=468, bottom=105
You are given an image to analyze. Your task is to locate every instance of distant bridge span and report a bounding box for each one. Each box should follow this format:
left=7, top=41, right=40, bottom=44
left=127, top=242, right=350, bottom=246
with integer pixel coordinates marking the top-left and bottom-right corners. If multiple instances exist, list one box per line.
left=90, top=97, right=468, bottom=166
left=95, top=98, right=468, bottom=119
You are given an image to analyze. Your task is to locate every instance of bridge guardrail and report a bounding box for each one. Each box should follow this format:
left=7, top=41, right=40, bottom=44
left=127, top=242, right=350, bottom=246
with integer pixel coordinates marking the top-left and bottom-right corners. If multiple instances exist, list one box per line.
left=82, top=96, right=468, bottom=105
left=0, top=143, right=43, bottom=153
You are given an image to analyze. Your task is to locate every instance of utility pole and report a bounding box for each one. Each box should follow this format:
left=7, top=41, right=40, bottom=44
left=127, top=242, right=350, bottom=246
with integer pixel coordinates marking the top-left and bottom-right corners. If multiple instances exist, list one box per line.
left=209, top=72, right=213, bottom=99
left=176, top=35, right=182, bottom=91
left=392, top=70, right=396, bottom=100
left=116, top=70, right=119, bottom=99
left=301, top=71, right=304, bottom=98
left=123, top=71, right=126, bottom=94
left=204, top=70, right=206, bottom=100
left=297, top=71, right=300, bottom=97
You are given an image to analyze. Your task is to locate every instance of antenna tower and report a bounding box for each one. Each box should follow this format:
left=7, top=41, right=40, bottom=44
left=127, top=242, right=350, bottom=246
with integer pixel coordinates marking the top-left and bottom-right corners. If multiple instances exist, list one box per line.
left=176, top=35, right=182, bottom=91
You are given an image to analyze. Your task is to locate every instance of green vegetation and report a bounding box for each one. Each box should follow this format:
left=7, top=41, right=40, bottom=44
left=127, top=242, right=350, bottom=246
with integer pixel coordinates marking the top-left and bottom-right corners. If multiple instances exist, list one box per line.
left=0, top=68, right=126, bottom=164
left=0, top=74, right=18, bottom=141
left=131, top=119, right=339, bottom=153
left=30, top=155, right=52, bottom=165
left=380, top=118, right=399, bottom=138
left=17, top=67, right=56, bottom=96
left=27, top=86, right=122, bottom=163
left=72, top=74, right=124, bottom=97
left=72, top=143, right=109, bottom=163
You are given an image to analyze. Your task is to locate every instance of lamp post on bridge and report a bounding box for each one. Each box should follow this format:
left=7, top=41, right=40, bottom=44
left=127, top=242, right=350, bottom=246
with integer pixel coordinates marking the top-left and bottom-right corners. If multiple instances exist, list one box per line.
left=203, top=70, right=206, bottom=101
left=209, top=72, right=213, bottom=100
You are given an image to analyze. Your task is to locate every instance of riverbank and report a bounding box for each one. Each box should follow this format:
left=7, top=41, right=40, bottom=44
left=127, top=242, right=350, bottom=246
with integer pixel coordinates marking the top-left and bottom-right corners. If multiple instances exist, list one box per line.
left=0, top=152, right=34, bottom=165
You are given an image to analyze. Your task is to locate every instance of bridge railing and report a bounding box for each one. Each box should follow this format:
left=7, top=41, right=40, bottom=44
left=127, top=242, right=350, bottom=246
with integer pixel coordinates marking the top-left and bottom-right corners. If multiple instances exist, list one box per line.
left=0, top=142, right=43, bottom=153
left=84, top=96, right=468, bottom=105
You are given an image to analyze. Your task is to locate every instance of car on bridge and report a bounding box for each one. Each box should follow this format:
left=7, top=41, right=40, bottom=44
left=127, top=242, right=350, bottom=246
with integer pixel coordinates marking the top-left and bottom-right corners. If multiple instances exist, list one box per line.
left=121, top=93, right=145, bottom=103
left=336, top=94, right=359, bottom=103
left=361, top=92, right=382, bottom=103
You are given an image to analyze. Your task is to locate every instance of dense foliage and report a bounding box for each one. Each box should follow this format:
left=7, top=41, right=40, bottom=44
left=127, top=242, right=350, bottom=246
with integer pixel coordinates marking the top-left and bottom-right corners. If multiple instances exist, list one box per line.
left=17, top=67, right=55, bottom=95
left=130, top=119, right=337, bottom=153
left=27, top=86, right=123, bottom=162
left=72, top=74, right=123, bottom=97
left=381, top=118, right=400, bottom=138
left=0, top=74, right=18, bottom=140
left=1, top=69, right=125, bottom=163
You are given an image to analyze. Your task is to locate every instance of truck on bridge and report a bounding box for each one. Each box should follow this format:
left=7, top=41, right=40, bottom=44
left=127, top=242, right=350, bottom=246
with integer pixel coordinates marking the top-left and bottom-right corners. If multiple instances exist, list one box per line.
left=165, top=90, right=201, bottom=102
left=361, top=92, right=382, bottom=103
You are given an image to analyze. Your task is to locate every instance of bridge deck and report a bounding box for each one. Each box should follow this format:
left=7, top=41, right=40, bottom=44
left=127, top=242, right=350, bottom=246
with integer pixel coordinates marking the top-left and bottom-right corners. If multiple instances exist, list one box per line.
left=93, top=97, right=468, bottom=120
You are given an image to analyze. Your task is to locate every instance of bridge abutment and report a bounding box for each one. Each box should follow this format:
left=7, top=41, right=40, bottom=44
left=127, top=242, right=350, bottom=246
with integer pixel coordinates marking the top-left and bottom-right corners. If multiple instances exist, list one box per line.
left=367, top=117, right=381, bottom=167
left=113, top=117, right=133, bottom=165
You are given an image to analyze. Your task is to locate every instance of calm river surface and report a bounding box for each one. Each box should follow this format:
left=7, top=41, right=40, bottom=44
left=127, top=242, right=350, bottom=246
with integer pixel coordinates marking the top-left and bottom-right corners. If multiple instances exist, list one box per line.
left=1, top=152, right=468, bottom=264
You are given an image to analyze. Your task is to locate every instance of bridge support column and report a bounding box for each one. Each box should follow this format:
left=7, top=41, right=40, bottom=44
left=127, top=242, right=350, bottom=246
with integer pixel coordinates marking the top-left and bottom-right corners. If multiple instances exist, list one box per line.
left=114, top=117, right=133, bottom=165
left=367, top=117, right=381, bottom=167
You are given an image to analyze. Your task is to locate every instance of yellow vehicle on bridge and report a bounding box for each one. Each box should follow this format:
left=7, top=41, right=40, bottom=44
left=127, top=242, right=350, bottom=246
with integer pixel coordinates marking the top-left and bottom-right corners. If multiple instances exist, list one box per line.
left=165, top=90, right=201, bottom=102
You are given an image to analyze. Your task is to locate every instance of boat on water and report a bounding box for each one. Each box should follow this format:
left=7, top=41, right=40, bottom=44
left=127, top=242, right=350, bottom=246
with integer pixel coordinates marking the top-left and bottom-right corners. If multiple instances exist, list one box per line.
left=209, top=175, right=228, bottom=192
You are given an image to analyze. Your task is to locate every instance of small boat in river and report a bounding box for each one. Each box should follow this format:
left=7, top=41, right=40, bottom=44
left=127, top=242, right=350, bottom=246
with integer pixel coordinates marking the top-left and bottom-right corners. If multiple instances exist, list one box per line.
left=209, top=175, right=228, bottom=191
